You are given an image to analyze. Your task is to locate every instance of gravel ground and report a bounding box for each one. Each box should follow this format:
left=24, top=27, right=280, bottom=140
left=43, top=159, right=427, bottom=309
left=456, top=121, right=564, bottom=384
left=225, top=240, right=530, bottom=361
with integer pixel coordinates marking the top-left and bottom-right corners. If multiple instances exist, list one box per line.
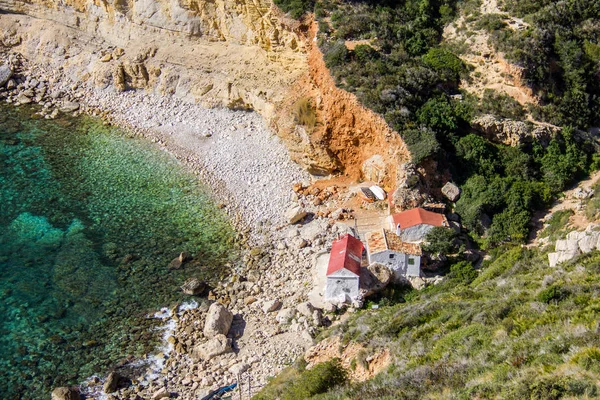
left=82, top=89, right=311, bottom=237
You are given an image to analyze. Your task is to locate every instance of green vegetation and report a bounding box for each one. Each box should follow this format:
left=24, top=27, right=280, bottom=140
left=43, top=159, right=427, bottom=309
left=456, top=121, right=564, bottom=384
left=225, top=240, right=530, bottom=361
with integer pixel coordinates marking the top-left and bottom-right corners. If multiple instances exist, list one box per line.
left=258, top=245, right=600, bottom=398
left=309, top=0, right=598, bottom=245
left=541, top=209, right=574, bottom=239
left=491, top=0, right=600, bottom=128
left=254, top=359, right=348, bottom=399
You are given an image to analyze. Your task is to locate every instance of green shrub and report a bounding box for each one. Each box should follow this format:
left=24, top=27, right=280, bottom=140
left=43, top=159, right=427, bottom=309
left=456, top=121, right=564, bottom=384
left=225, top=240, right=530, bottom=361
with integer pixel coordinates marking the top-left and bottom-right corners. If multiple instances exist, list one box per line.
left=423, top=226, right=459, bottom=257
left=572, top=347, right=600, bottom=373
left=273, top=0, right=314, bottom=19
left=474, top=13, right=507, bottom=31
left=450, top=261, right=478, bottom=284
left=422, top=47, right=465, bottom=80
left=323, top=41, right=348, bottom=68
left=540, top=209, right=573, bottom=239
left=537, top=285, right=568, bottom=304
left=402, top=127, right=440, bottom=164
left=478, top=89, right=526, bottom=120
left=282, top=359, right=347, bottom=399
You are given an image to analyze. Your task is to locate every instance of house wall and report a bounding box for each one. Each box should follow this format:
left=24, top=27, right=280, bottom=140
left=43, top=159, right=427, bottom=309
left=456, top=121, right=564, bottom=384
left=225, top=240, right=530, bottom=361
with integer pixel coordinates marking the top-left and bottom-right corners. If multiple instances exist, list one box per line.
left=325, top=276, right=359, bottom=303
left=369, top=251, right=421, bottom=281
left=400, top=224, right=434, bottom=243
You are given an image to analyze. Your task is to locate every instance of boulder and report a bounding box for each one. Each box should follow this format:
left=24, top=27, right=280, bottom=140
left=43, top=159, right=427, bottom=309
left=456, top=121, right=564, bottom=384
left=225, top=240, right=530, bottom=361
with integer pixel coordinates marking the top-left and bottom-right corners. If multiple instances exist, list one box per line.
left=262, top=299, right=281, bottom=313
left=168, top=257, right=183, bottom=270
left=193, top=334, right=232, bottom=360
left=0, top=64, right=12, bottom=87
left=103, top=371, right=120, bottom=394
left=51, top=387, right=80, bottom=400
left=203, top=302, right=233, bottom=337
left=15, top=94, right=32, bottom=105
left=276, top=308, right=295, bottom=324
left=151, top=387, right=170, bottom=399
left=229, top=362, right=249, bottom=375
left=441, top=182, right=461, bottom=202
left=180, top=278, right=206, bottom=296
left=296, top=302, right=314, bottom=318
left=360, top=263, right=392, bottom=297
left=286, top=205, right=307, bottom=224
left=60, top=101, right=80, bottom=113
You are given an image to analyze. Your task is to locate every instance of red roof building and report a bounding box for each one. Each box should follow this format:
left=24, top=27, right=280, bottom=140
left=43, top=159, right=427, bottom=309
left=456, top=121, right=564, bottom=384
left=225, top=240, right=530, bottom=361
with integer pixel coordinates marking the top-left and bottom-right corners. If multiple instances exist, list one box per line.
left=390, top=207, right=447, bottom=230
left=326, top=234, right=364, bottom=277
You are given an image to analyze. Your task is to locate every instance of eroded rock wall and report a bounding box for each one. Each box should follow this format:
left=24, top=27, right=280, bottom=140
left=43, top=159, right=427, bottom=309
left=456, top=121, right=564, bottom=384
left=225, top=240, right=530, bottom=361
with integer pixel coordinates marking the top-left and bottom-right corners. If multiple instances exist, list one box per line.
left=274, top=22, right=410, bottom=184
left=0, top=0, right=306, bottom=118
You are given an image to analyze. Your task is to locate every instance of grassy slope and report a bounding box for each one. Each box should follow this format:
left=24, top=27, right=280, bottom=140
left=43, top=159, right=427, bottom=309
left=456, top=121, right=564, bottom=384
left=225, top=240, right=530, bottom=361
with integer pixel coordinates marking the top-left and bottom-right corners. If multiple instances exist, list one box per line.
left=257, top=244, right=600, bottom=399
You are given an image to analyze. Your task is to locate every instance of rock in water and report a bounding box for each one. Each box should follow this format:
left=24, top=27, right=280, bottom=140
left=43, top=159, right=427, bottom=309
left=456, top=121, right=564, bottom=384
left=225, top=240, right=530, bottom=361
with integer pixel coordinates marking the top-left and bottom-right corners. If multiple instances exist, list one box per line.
left=59, top=101, right=80, bottom=113
left=193, top=334, right=232, bottom=360
left=203, top=302, right=233, bottom=337
left=181, top=278, right=206, bottom=295
left=0, top=64, right=12, bottom=87
left=103, top=371, right=120, bottom=393
left=51, top=387, right=80, bottom=400
left=441, top=182, right=461, bottom=202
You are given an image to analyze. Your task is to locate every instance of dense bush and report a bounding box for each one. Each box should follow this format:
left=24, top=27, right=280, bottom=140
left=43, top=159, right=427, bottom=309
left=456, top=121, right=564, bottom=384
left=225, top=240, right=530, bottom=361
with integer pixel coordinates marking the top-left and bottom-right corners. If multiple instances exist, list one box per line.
left=449, top=260, right=478, bottom=284
left=491, top=0, right=600, bottom=129
left=422, top=226, right=459, bottom=256
left=273, top=0, right=314, bottom=19
left=254, top=359, right=348, bottom=400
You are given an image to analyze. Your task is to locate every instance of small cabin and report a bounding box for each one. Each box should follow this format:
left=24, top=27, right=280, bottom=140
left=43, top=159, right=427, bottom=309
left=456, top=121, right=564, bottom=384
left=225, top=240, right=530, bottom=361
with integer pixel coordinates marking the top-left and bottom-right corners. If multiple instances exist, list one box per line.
left=365, top=230, right=422, bottom=281
left=324, top=234, right=364, bottom=303
left=388, top=207, right=448, bottom=243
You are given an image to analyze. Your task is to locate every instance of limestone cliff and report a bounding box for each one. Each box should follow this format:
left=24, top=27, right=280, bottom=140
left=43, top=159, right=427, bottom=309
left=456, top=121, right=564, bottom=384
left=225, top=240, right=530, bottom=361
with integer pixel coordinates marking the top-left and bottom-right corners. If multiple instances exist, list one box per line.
left=0, top=0, right=306, bottom=118
left=0, top=0, right=410, bottom=185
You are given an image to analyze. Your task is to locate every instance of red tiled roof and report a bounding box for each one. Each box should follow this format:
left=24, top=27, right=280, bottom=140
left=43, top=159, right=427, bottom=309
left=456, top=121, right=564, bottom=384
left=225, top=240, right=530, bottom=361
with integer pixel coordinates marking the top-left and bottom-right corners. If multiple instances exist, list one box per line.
left=391, top=208, right=446, bottom=229
left=326, top=234, right=364, bottom=276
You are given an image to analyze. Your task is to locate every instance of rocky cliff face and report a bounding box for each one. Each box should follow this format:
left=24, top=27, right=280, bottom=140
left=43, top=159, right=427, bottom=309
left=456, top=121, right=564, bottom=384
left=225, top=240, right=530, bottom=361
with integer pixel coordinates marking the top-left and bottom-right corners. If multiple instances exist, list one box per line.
left=0, top=0, right=306, bottom=118
left=274, top=22, right=410, bottom=185
left=1, top=0, right=410, bottom=185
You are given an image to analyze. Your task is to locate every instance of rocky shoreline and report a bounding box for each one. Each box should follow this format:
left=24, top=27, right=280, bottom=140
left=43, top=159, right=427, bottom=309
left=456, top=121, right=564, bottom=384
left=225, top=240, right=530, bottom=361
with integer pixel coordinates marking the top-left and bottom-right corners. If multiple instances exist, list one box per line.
left=0, top=52, right=353, bottom=399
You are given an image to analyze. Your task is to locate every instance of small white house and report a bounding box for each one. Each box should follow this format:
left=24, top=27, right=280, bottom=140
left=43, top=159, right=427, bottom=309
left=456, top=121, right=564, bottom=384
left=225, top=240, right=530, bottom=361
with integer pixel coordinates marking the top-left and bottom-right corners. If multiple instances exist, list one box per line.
left=324, top=234, right=364, bottom=303
left=388, top=207, right=448, bottom=243
left=365, top=229, right=422, bottom=281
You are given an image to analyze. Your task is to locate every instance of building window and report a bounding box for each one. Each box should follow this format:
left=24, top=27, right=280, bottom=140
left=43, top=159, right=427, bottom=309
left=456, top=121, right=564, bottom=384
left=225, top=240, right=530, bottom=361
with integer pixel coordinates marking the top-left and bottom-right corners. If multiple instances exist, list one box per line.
left=408, top=258, right=415, bottom=265
left=389, top=254, right=395, bottom=259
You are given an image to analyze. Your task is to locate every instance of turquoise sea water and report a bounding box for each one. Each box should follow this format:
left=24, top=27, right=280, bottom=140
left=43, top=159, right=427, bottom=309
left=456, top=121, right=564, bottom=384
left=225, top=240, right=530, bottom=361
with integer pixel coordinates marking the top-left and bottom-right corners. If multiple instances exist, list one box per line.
left=0, top=104, right=235, bottom=399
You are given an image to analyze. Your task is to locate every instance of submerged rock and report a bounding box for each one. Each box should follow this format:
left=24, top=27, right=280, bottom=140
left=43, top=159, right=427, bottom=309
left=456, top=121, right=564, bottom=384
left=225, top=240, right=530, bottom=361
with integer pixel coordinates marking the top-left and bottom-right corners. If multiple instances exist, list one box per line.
left=181, top=278, right=206, bottom=296
left=51, top=387, right=80, bottom=400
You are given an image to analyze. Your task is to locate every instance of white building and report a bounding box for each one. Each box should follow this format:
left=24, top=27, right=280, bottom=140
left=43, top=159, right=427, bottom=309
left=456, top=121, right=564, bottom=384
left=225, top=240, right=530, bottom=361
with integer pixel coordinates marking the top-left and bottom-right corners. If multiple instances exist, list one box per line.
left=365, top=229, right=422, bottom=281
left=324, top=234, right=364, bottom=303
left=388, top=207, right=448, bottom=243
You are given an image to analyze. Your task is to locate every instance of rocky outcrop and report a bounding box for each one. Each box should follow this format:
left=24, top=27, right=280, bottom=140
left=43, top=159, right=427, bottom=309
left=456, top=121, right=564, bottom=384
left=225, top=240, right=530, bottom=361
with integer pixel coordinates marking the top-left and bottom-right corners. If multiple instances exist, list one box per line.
left=471, top=114, right=558, bottom=146
left=548, top=224, right=600, bottom=267
left=441, top=182, right=461, bottom=202
left=360, top=263, right=392, bottom=297
left=305, top=336, right=390, bottom=382
left=273, top=21, right=410, bottom=183
left=0, top=0, right=306, bottom=119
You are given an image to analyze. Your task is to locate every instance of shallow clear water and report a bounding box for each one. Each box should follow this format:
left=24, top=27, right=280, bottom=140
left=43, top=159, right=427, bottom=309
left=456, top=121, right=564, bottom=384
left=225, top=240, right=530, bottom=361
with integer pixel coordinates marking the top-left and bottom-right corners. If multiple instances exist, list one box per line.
left=0, top=104, right=235, bottom=399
